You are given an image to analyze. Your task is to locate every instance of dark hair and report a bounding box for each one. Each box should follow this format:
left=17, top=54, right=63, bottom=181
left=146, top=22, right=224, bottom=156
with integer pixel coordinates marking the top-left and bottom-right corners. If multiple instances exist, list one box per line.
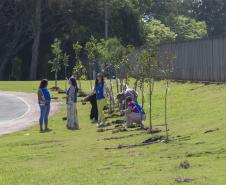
left=126, top=96, right=132, bottom=103
left=39, top=79, right=48, bottom=89
left=95, top=73, right=104, bottom=87
left=69, top=77, right=78, bottom=87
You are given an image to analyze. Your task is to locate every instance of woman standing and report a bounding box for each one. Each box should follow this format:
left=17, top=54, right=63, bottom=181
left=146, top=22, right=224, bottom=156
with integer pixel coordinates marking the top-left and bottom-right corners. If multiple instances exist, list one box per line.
left=66, top=77, right=79, bottom=130
left=38, top=79, right=51, bottom=132
left=94, top=73, right=107, bottom=127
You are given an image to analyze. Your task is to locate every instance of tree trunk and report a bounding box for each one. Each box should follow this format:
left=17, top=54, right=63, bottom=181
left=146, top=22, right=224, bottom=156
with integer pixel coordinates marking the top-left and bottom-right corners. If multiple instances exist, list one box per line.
left=0, top=57, right=10, bottom=80
left=78, top=80, right=82, bottom=89
left=89, top=62, right=93, bottom=90
left=149, top=81, right=153, bottom=130
left=116, top=76, right=119, bottom=94
left=89, top=80, right=93, bottom=90
left=120, top=78, right=123, bottom=92
left=134, top=78, right=138, bottom=92
left=64, top=67, right=67, bottom=91
left=109, top=79, right=114, bottom=113
left=149, top=80, right=155, bottom=130
left=165, top=80, right=169, bottom=141
left=29, top=0, right=42, bottom=80
left=141, top=79, right=145, bottom=109
left=55, top=71, right=58, bottom=88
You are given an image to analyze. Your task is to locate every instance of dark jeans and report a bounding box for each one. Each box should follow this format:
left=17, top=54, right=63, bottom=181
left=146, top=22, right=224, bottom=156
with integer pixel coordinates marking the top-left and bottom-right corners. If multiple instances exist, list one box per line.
left=39, top=104, right=50, bottom=127
left=90, top=104, right=98, bottom=121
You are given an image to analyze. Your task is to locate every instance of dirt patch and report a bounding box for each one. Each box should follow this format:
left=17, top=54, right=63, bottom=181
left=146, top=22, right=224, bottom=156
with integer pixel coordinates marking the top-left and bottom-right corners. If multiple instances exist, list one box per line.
left=195, top=142, right=205, bottom=145
left=145, top=128, right=162, bottom=134
left=171, top=136, right=191, bottom=142
left=112, top=127, right=128, bottom=134
left=20, top=140, right=60, bottom=146
left=78, top=90, right=88, bottom=97
left=204, top=128, right=219, bottom=134
left=105, top=136, right=164, bottom=150
left=111, top=113, right=123, bottom=117
left=179, top=160, right=190, bottom=169
left=103, top=133, right=142, bottom=141
left=112, top=119, right=125, bottom=124
left=97, top=128, right=115, bottom=132
left=175, top=177, right=194, bottom=183
left=58, top=90, right=66, bottom=94
left=50, top=86, right=62, bottom=91
left=142, top=136, right=164, bottom=144
left=186, top=148, right=226, bottom=158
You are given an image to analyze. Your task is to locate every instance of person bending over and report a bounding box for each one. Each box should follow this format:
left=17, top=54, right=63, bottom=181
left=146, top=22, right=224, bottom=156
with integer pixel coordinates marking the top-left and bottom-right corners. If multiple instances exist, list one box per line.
left=38, top=79, right=51, bottom=132
left=82, top=93, right=98, bottom=123
left=121, top=96, right=146, bottom=129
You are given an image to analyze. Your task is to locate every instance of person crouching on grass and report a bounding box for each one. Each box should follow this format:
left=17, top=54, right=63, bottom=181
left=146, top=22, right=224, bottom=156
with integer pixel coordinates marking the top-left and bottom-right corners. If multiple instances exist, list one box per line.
left=66, top=77, right=79, bottom=130
left=38, top=79, right=51, bottom=132
left=94, top=73, right=107, bottom=127
left=121, top=96, right=146, bottom=129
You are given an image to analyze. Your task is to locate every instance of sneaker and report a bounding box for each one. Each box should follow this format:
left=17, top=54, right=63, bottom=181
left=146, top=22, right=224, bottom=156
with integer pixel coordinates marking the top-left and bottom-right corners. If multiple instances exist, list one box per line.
left=44, top=128, right=52, bottom=132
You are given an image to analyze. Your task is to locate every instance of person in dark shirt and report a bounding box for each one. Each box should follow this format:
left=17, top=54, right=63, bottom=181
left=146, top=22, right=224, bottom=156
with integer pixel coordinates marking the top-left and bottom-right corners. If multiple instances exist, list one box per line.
left=82, top=93, right=98, bottom=122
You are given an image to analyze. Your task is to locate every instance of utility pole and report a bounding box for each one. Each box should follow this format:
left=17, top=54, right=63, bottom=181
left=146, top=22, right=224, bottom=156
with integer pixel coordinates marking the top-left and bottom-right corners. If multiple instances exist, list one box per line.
left=104, top=0, right=108, bottom=40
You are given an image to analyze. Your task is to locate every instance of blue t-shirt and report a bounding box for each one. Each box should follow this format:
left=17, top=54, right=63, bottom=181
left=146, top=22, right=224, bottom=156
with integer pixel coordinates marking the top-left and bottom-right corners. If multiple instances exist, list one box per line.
left=128, top=101, right=145, bottom=114
left=41, top=88, right=51, bottom=104
left=95, top=83, right=105, bottom=100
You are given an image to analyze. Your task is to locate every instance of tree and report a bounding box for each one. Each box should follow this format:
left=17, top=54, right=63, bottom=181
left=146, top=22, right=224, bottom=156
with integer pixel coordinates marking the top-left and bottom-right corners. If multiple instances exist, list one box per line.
left=0, top=0, right=32, bottom=80
left=62, top=52, right=69, bottom=91
left=73, top=60, right=86, bottom=89
left=85, top=36, right=99, bottom=89
left=98, top=38, right=134, bottom=111
left=146, top=0, right=181, bottom=27
left=192, top=0, right=226, bottom=36
left=48, top=38, right=64, bottom=88
left=144, top=19, right=177, bottom=47
left=173, top=16, right=208, bottom=41
left=29, top=0, right=42, bottom=80
left=137, top=48, right=158, bottom=130
left=72, top=41, right=84, bottom=89
left=159, top=50, right=175, bottom=142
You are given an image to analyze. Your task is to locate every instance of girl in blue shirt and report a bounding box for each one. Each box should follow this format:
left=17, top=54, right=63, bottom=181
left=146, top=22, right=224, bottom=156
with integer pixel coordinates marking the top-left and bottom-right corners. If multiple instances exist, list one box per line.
left=38, top=79, right=51, bottom=132
left=94, top=73, right=107, bottom=127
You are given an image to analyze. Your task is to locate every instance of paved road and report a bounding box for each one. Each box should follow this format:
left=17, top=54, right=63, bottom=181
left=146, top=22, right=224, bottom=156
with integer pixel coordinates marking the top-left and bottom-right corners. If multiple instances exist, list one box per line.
left=0, top=94, right=29, bottom=122
left=0, top=91, right=58, bottom=135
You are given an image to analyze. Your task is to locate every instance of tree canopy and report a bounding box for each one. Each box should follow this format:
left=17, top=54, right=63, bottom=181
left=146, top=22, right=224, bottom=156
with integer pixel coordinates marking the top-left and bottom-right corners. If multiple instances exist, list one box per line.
left=0, top=0, right=224, bottom=80
left=173, top=16, right=208, bottom=41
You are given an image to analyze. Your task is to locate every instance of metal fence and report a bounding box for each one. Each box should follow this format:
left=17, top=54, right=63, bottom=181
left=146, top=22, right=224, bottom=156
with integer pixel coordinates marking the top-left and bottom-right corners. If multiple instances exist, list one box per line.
left=159, top=36, right=226, bottom=82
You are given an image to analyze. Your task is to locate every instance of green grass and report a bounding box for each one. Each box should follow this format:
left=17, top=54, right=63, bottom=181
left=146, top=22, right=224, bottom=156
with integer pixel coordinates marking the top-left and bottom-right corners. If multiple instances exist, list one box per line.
left=0, top=80, right=226, bottom=185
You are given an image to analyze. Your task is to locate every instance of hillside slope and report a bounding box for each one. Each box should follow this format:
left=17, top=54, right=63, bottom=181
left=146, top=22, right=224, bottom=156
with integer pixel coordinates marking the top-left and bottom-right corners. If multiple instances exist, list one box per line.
left=0, top=81, right=225, bottom=185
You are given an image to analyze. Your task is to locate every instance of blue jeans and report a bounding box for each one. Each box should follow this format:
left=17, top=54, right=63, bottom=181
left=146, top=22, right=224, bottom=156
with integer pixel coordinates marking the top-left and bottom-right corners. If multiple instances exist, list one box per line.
left=39, top=104, right=50, bottom=127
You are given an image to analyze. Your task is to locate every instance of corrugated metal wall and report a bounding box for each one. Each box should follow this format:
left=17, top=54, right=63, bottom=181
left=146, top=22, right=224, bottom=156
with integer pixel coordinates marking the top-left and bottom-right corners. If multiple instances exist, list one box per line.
left=159, top=36, right=226, bottom=82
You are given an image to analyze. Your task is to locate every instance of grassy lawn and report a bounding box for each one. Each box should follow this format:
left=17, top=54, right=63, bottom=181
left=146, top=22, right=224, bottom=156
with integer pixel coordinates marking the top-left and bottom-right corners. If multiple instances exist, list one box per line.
left=0, top=80, right=226, bottom=185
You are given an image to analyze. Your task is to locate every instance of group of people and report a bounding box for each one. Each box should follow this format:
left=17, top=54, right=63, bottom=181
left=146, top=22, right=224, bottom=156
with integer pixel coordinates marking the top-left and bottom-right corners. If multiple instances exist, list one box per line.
left=37, top=73, right=146, bottom=132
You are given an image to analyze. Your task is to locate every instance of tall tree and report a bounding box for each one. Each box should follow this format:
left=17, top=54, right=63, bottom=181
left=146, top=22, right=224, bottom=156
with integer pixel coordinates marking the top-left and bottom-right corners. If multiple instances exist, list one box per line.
left=29, top=0, right=42, bottom=80
left=192, top=0, right=226, bottom=36
left=0, top=0, right=32, bottom=80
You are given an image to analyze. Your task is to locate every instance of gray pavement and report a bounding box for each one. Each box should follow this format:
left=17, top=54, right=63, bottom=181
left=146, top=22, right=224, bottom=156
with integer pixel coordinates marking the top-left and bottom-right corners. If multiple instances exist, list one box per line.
left=0, top=94, right=28, bottom=122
